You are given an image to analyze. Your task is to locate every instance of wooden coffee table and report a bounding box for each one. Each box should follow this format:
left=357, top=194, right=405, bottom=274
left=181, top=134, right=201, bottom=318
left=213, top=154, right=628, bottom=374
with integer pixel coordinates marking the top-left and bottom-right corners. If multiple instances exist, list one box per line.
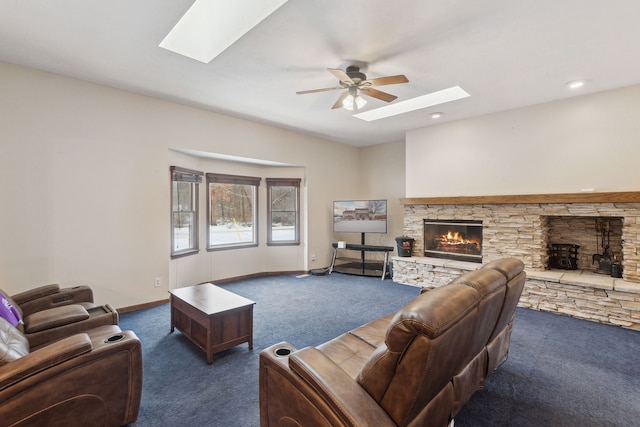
left=169, top=283, right=255, bottom=364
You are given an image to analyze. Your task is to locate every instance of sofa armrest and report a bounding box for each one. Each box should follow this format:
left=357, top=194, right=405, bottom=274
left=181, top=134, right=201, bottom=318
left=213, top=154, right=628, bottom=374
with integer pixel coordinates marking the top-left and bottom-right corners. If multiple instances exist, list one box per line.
left=25, top=304, right=118, bottom=349
left=0, top=333, right=92, bottom=390
left=23, top=305, right=90, bottom=333
left=288, top=347, right=395, bottom=427
left=10, top=284, right=60, bottom=306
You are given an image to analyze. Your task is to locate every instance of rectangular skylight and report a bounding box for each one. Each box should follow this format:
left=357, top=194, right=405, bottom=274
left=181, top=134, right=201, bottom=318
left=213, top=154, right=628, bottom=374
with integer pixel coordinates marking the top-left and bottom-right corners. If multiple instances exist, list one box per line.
left=353, top=86, right=470, bottom=121
left=159, top=0, right=289, bottom=63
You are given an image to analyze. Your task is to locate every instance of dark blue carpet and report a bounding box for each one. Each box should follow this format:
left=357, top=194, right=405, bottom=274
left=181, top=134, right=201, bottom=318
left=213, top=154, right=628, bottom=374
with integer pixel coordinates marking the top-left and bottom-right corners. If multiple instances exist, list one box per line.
left=456, top=307, right=640, bottom=426
left=119, top=273, right=640, bottom=426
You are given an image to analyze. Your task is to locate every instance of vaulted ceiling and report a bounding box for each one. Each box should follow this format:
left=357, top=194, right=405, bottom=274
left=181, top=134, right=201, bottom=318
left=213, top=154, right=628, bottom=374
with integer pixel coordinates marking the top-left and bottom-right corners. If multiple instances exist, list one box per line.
left=2, top=1, right=639, bottom=147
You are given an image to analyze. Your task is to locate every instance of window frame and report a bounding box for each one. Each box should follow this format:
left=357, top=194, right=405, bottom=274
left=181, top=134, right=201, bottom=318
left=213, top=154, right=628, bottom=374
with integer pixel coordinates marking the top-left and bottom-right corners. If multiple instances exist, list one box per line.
left=206, top=173, right=261, bottom=251
left=170, top=166, right=203, bottom=259
left=266, top=178, right=301, bottom=246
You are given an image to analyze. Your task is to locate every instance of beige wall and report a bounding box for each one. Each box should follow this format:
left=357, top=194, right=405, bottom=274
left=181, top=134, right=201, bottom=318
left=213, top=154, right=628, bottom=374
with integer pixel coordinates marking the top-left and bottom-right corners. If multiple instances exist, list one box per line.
left=0, top=61, right=403, bottom=308
left=406, top=84, right=640, bottom=197
left=358, top=140, right=405, bottom=249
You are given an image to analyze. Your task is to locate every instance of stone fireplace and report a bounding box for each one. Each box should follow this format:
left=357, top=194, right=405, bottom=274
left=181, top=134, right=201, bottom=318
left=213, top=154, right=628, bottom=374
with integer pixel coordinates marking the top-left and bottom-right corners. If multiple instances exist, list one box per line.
left=391, top=192, right=640, bottom=331
left=397, top=194, right=640, bottom=280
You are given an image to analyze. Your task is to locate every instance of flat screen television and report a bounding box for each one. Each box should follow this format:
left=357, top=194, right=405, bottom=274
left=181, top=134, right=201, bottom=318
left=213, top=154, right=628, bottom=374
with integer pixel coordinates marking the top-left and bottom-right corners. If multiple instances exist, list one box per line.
left=333, top=200, right=387, bottom=234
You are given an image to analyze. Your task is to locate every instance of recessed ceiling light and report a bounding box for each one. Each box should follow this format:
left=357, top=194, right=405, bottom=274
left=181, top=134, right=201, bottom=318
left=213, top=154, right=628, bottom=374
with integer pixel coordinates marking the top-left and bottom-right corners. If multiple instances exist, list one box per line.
left=567, top=80, right=585, bottom=89
left=354, top=86, right=470, bottom=122
left=160, top=0, right=289, bottom=63
left=430, top=112, right=443, bottom=119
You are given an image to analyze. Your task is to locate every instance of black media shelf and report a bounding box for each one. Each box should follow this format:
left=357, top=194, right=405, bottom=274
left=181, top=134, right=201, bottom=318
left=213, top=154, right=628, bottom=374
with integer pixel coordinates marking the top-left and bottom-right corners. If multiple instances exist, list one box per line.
left=329, top=243, right=394, bottom=280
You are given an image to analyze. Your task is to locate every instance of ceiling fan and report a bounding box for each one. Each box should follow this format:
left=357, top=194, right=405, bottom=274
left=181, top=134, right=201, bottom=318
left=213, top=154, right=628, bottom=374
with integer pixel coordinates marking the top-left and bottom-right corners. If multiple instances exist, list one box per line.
left=296, top=66, right=409, bottom=110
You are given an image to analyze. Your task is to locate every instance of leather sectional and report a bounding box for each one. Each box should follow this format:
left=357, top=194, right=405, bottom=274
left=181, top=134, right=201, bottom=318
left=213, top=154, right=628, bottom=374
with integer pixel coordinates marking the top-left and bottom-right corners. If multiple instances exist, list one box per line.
left=260, top=258, right=526, bottom=426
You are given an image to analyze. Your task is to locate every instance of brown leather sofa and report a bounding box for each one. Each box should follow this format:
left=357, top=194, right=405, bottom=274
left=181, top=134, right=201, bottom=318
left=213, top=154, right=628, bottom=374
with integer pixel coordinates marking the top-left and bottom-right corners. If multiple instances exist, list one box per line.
left=259, top=258, right=526, bottom=427
left=0, top=317, right=142, bottom=426
left=1, top=285, right=119, bottom=348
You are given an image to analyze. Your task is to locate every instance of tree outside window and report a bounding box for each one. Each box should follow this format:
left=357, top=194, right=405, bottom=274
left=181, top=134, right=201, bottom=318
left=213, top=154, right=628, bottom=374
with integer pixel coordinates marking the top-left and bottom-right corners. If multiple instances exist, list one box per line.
left=207, top=173, right=260, bottom=249
left=267, top=178, right=301, bottom=245
left=171, top=167, right=202, bottom=258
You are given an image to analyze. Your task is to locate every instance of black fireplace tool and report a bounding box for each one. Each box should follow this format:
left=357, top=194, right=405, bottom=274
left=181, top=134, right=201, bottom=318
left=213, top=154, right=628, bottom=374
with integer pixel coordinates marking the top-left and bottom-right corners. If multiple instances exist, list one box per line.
left=592, top=220, right=611, bottom=273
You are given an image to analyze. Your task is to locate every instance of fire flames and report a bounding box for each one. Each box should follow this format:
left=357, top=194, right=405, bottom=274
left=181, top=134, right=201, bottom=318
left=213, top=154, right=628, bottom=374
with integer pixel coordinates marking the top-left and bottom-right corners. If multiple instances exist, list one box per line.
left=440, top=231, right=470, bottom=245
left=445, top=231, right=463, bottom=243
left=436, top=230, right=480, bottom=253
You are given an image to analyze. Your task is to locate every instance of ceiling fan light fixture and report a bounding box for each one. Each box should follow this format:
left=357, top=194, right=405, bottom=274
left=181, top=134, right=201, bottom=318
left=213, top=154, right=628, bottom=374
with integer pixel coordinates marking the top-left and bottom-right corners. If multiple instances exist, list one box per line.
left=342, top=93, right=366, bottom=111
left=342, top=94, right=354, bottom=110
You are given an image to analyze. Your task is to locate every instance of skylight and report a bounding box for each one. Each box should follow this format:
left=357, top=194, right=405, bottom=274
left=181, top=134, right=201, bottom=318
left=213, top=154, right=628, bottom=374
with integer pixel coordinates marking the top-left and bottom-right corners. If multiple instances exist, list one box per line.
left=159, top=0, right=289, bottom=63
left=353, top=86, right=470, bottom=122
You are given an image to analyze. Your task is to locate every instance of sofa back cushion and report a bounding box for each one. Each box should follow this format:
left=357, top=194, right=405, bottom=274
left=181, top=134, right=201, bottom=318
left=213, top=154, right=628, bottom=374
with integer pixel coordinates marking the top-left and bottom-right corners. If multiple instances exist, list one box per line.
left=448, top=268, right=507, bottom=357
left=0, top=317, right=30, bottom=365
left=357, top=283, right=481, bottom=426
left=481, top=259, right=526, bottom=342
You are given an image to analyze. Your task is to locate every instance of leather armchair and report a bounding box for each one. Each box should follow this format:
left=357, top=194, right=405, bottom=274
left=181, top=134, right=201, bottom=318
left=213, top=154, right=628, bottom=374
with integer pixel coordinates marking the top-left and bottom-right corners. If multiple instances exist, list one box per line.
left=0, top=317, right=142, bottom=426
left=1, top=286, right=119, bottom=349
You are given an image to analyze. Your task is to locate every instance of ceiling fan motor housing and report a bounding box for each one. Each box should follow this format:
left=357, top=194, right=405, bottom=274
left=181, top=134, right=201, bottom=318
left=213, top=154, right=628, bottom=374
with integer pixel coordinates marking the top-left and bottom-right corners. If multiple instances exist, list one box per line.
left=346, top=65, right=366, bottom=83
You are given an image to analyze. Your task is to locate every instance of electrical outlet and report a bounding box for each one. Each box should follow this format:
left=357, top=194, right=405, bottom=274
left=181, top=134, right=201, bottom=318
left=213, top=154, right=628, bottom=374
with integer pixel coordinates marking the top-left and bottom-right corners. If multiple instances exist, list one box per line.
left=154, top=277, right=161, bottom=288
left=311, top=254, right=316, bottom=261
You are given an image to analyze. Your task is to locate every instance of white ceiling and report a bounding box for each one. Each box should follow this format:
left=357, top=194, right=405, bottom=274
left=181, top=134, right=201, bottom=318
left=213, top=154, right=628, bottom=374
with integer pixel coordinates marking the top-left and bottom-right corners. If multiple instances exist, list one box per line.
left=1, top=1, right=640, bottom=147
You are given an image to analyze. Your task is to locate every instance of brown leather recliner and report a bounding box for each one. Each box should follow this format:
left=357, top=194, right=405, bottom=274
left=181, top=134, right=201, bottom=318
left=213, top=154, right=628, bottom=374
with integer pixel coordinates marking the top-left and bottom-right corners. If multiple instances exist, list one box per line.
left=0, top=317, right=142, bottom=426
left=1, top=285, right=119, bottom=348
left=259, top=258, right=526, bottom=427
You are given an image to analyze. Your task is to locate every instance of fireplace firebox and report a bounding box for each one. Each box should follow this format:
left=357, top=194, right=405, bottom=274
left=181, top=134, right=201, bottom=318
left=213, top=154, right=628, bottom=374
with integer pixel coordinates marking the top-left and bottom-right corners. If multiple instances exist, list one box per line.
left=424, top=219, right=483, bottom=263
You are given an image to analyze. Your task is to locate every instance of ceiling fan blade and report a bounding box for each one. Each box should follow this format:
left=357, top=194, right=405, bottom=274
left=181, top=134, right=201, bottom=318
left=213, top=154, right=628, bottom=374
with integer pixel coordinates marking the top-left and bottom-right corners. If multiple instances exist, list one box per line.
left=365, top=75, right=409, bottom=87
left=360, top=87, right=398, bottom=103
left=331, top=91, right=349, bottom=109
left=328, top=68, right=354, bottom=85
left=296, top=86, right=343, bottom=95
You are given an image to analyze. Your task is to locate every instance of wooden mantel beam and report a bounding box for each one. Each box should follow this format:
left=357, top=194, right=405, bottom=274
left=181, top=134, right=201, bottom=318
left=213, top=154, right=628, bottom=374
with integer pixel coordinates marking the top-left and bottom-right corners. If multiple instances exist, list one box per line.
left=400, top=191, right=640, bottom=205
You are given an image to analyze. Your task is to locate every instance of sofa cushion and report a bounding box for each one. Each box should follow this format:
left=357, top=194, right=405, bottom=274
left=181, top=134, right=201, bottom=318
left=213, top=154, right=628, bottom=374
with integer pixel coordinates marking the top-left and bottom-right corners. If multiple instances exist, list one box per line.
left=317, top=332, right=379, bottom=379
left=24, top=305, right=90, bottom=333
left=317, top=314, right=396, bottom=379
left=0, top=317, right=29, bottom=365
left=348, top=314, right=394, bottom=347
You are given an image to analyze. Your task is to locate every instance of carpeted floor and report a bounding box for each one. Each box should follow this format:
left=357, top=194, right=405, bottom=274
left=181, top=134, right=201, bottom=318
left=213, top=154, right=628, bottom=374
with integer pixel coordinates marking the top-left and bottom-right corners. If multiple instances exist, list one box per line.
left=119, top=273, right=640, bottom=426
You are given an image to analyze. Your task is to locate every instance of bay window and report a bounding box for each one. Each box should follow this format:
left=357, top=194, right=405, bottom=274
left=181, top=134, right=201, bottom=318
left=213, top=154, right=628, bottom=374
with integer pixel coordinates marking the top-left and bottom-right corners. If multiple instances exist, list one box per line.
left=267, top=178, right=301, bottom=245
left=171, top=166, right=202, bottom=258
left=207, top=173, right=260, bottom=249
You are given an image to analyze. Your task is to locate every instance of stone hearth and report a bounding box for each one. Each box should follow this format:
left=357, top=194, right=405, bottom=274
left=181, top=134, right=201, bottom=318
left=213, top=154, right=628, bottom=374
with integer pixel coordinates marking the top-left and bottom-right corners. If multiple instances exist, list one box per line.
left=393, top=192, right=640, bottom=330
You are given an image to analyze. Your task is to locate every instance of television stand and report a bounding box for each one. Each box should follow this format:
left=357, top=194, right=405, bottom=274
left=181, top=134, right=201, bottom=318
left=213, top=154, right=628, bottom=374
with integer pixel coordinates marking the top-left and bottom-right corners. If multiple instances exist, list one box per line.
left=329, top=243, right=394, bottom=280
